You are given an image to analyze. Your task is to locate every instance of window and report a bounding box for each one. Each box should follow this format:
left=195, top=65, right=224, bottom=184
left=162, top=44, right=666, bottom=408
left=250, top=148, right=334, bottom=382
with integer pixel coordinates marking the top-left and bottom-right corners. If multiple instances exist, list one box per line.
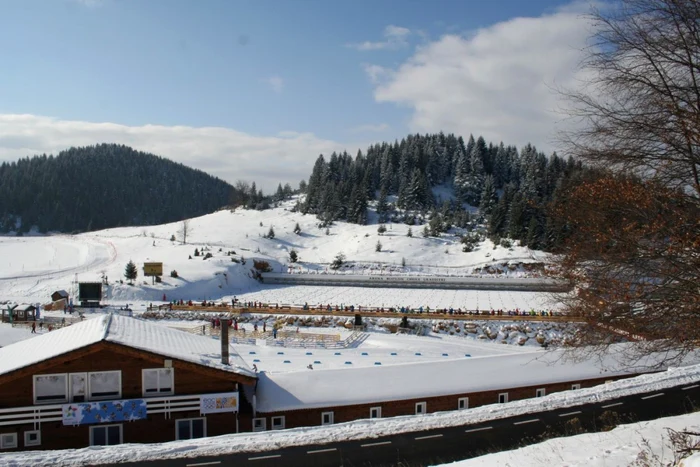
left=252, top=418, right=266, bottom=432
left=69, top=373, right=87, bottom=403
left=571, top=384, right=581, bottom=390
left=176, top=418, right=206, bottom=440
left=498, top=393, right=509, bottom=403
left=536, top=388, right=546, bottom=398
left=33, top=374, right=68, bottom=404
left=369, top=407, right=382, bottom=419
left=0, top=433, right=17, bottom=449
left=90, top=424, right=122, bottom=446
left=24, top=431, right=41, bottom=447
left=458, top=397, right=469, bottom=410
left=415, top=402, right=426, bottom=415
left=89, top=371, right=121, bottom=400
left=142, top=368, right=174, bottom=396
left=321, top=412, right=334, bottom=425
left=271, top=416, right=285, bottom=430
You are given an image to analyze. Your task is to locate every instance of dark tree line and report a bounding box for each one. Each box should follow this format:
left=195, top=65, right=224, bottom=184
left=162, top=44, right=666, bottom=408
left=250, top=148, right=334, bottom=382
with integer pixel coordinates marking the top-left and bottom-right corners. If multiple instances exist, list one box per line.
left=301, top=133, right=587, bottom=250
left=0, top=144, right=240, bottom=233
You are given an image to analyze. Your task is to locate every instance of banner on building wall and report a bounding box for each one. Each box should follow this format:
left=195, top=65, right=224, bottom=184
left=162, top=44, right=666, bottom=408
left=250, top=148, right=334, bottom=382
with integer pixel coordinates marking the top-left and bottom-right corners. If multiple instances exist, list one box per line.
left=200, top=392, right=239, bottom=414
left=62, top=399, right=147, bottom=426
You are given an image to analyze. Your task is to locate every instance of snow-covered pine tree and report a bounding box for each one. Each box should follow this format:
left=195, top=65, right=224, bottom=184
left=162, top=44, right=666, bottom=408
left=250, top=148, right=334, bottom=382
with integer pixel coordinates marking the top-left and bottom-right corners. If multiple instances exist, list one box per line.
left=479, top=175, right=498, bottom=214
left=124, top=260, right=137, bottom=284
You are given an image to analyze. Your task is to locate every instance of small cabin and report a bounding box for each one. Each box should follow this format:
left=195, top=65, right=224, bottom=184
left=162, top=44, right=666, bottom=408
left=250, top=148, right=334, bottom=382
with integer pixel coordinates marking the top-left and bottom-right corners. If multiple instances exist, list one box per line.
left=50, top=290, right=69, bottom=302
left=1, top=304, right=37, bottom=323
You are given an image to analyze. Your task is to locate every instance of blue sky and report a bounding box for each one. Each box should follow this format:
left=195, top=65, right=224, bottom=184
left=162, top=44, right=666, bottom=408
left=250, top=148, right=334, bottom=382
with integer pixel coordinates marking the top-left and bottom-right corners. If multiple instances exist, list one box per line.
left=0, top=0, right=594, bottom=190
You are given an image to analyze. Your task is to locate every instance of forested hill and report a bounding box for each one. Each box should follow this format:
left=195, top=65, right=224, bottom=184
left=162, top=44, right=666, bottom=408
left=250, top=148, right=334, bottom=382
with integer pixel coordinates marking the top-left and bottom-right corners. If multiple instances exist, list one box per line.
left=0, top=144, right=234, bottom=233
left=302, top=133, right=587, bottom=251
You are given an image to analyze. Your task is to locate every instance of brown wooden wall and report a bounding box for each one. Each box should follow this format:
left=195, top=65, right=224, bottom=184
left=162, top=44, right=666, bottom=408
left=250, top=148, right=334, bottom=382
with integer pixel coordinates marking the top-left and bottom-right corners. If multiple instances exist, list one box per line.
left=0, top=341, right=255, bottom=451
left=255, top=375, right=632, bottom=429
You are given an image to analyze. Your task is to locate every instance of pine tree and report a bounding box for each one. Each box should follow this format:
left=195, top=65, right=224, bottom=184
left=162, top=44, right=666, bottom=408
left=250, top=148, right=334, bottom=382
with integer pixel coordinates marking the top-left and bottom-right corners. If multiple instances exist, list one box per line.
left=124, top=260, right=137, bottom=284
left=479, top=175, right=498, bottom=215
left=407, top=227, right=413, bottom=237
left=375, top=240, right=382, bottom=252
left=289, top=249, right=298, bottom=263
left=526, top=216, right=541, bottom=249
left=377, top=186, right=389, bottom=217
left=267, top=226, right=275, bottom=239
left=293, top=222, right=302, bottom=235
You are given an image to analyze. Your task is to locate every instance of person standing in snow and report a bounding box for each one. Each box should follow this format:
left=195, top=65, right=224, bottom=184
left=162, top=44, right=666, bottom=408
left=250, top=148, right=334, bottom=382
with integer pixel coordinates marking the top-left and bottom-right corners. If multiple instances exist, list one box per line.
left=31, top=322, right=36, bottom=333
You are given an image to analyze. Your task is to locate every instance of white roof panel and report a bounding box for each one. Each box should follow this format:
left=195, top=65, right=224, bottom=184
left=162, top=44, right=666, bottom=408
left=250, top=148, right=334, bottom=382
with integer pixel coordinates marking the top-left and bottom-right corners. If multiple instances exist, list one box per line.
left=0, top=314, right=255, bottom=378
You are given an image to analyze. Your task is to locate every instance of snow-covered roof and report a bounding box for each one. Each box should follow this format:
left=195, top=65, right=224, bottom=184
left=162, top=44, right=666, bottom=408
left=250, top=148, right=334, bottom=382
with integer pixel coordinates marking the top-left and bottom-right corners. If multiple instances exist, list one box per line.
left=0, top=314, right=256, bottom=379
left=52, top=290, right=69, bottom=298
left=255, top=346, right=698, bottom=412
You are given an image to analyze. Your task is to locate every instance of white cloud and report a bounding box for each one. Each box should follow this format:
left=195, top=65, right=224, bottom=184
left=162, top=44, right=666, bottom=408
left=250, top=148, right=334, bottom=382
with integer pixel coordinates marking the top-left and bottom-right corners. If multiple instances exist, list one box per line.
left=349, top=25, right=411, bottom=51
left=265, top=76, right=284, bottom=93
left=365, top=5, right=594, bottom=153
left=348, top=123, right=390, bottom=133
left=0, top=114, right=360, bottom=192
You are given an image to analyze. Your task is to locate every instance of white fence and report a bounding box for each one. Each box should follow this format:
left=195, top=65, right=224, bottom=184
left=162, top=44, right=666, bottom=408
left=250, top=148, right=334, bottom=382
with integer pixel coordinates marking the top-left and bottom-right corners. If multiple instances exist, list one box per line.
left=265, top=330, right=366, bottom=349
left=0, top=394, right=205, bottom=428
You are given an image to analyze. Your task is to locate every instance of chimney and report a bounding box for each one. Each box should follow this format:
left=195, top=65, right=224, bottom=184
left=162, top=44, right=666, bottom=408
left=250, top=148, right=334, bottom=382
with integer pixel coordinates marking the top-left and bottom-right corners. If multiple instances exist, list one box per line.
left=221, top=319, right=230, bottom=365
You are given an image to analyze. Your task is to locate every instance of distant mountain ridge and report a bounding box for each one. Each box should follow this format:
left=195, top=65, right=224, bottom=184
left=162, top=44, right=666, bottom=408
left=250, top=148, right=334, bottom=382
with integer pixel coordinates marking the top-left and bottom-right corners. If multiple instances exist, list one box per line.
left=0, top=144, right=234, bottom=233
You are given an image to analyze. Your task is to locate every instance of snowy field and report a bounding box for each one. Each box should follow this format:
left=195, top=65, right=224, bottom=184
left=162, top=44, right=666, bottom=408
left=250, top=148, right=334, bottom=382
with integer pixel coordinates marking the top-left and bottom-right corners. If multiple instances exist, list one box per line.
left=0, top=200, right=554, bottom=309
left=440, top=411, right=700, bottom=467
left=233, top=285, right=558, bottom=310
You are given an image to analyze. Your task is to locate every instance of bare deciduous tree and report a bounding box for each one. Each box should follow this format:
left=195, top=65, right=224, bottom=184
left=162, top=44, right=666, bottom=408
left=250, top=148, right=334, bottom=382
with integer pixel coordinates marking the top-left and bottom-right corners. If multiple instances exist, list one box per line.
left=179, top=219, right=191, bottom=245
left=554, top=0, right=700, bottom=366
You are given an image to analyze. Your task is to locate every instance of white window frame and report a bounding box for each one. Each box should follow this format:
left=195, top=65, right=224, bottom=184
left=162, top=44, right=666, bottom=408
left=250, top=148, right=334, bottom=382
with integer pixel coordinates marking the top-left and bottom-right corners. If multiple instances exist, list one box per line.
left=536, top=388, right=546, bottom=398
left=571, top=383, right=581, bottom=390
left=33, top=373, right=68, bottom=405
left=321, top=411, right=334, bottom=425
left=24, top=430, right=41, bottom=447
left=271, top=416, right=285, bottom=430
left=415, top=402, right=427, bottom=415
left=175, top=418, right=207, bottom=440
left=498, top=392, right=509, bottom=403
left=142, top=368, right=174, bottom=396
left=458, top=397, right=469, bottom=410
left=89, top=424, right=123, bottom=446
left=0, top=433, right=17, bottom=449
left=252, top=418, right=266, bottom=432
left=69, top=372, right=87, bottom=403
left=88, top=371, right=122, bottom=400
left=369, top=406, right=382, bottom=419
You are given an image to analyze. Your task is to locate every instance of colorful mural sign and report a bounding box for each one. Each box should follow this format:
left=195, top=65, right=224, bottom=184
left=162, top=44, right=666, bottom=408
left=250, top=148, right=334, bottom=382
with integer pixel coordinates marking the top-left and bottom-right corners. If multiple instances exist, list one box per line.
left=200, top=392, right=238, bottom=414
left=62, top=399, right=147, bottom=426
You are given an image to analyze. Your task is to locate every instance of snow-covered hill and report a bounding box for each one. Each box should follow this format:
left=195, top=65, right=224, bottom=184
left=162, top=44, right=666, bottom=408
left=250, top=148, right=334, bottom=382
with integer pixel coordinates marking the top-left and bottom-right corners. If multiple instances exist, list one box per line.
left=0, top=199, right=550, bottom=306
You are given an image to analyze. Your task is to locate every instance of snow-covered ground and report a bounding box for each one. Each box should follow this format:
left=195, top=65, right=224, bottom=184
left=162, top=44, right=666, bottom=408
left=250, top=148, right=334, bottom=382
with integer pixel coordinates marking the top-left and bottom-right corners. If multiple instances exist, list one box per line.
left=0, top=200, right=553, bottom=308
left=234, top=285, right=557, bottom=310
left=438, top=411, right=700, bottom=467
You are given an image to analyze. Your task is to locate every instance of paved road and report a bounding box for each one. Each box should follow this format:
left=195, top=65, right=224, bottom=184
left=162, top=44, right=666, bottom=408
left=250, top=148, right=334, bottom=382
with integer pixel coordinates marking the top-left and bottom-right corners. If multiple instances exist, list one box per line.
left=108, top=381, right=700, bottom=467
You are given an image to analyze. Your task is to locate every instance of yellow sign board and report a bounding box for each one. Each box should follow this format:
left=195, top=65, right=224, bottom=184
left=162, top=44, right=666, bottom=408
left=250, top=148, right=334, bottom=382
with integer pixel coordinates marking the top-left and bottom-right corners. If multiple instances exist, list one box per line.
left=143, top=262, right=163, bottom=276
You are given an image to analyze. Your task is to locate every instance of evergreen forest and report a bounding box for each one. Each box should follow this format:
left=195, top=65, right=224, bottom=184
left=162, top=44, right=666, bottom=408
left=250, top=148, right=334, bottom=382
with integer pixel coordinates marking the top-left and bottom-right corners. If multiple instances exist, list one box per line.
left=0, top=144, right=237, bottom=233
left=300, top=133, right=588, bottom=251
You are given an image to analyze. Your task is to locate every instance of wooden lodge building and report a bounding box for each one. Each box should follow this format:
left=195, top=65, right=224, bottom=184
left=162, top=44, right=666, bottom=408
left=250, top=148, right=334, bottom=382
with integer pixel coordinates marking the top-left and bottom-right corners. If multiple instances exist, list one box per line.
left=248, top=347, right=652, bottom=431
left=0, top=314, right=674, bottom=452
left=0, top=315, right=256, bottom=451
left=0, top=304, right=37, bottom=323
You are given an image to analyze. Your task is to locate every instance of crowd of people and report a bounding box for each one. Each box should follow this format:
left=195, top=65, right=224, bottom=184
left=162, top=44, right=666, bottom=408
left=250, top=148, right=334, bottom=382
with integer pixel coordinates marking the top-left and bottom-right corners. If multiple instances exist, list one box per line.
left=157, top=297, right=562, bottom=318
